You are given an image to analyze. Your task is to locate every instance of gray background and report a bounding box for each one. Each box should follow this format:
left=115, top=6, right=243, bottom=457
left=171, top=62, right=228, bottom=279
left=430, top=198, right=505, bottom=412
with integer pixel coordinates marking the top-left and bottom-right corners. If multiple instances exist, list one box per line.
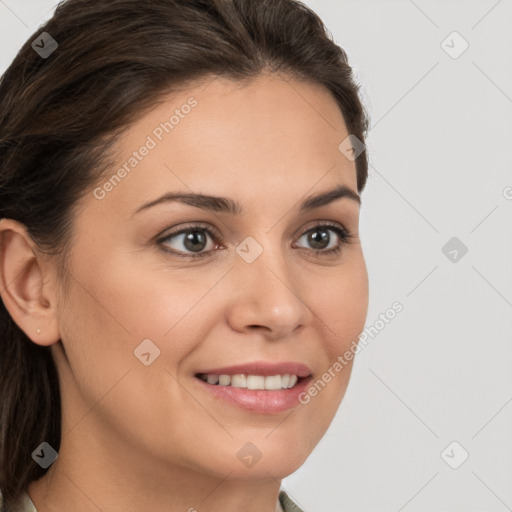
left=1, top=1, right=511, bottom=511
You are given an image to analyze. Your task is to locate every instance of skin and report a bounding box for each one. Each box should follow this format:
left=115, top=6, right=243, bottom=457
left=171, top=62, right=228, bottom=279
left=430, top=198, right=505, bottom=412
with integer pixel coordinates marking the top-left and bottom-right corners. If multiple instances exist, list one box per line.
left=0, top=72, right=368, bottom=512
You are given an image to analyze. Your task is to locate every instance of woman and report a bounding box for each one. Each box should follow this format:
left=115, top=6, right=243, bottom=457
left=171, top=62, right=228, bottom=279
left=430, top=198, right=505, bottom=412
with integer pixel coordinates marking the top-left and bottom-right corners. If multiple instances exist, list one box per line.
left=0, top=0, right=370, bottom=510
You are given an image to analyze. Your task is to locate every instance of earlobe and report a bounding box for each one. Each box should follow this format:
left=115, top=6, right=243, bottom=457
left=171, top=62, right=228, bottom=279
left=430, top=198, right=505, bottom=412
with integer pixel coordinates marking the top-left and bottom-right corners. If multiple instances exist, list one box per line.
left=0, top=218, right=61, bottom=346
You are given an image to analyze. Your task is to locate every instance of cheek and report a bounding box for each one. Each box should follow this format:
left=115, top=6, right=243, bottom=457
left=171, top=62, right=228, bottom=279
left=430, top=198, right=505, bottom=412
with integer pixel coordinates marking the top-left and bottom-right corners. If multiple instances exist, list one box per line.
left=56, top=279, right=135, bottom=406
left=291, top=261, right=368, bottom=435
left=55, top=271, right=207, bottom=455
left=312, top=261, right=369, bottom=357
left=66, top=249, right=213, bottom=346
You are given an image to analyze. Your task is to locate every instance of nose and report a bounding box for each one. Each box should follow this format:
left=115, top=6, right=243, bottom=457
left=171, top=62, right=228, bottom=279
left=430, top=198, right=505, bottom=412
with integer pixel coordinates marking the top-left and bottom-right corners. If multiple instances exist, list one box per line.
left=225, top=241, right=314, bottom=340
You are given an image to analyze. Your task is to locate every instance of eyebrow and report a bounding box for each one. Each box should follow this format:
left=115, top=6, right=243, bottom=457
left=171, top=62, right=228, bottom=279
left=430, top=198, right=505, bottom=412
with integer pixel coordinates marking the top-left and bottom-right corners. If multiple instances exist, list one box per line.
left=131, top=184, right=360, bottom=217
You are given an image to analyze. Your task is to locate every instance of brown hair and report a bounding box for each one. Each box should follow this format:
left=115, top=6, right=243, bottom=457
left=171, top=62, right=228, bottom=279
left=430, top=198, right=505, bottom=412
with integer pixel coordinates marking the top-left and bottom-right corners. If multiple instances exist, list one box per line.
left=0, top=0, right=369, bottom=508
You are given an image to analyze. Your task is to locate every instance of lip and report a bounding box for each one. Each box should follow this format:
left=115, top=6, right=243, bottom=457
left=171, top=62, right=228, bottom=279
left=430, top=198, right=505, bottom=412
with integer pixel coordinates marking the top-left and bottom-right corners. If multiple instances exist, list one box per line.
left=194, top=361, right=312, bottom=378
left=194, top=374, right=313, bottom=414
left=193, top=360, right=313, bottom=415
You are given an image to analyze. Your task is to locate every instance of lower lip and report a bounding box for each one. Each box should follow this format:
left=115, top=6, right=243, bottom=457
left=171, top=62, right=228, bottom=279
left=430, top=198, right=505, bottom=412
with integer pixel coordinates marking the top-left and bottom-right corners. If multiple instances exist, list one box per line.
left=194, top=376, right=313, bottom=414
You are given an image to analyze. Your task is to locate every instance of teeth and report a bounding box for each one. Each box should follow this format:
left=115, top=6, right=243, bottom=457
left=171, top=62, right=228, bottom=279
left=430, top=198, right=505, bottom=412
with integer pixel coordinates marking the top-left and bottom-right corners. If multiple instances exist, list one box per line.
left=264, top=375, right=282, bottom=390
left=198, top=373, right=301, bottom=390
left=247, top=375, right=265, bottom=389
left=231, top=374, right=246, bottom=387
left=218, top=374, right=231, bottom=386
left=207, top=374, right=219, bottom=385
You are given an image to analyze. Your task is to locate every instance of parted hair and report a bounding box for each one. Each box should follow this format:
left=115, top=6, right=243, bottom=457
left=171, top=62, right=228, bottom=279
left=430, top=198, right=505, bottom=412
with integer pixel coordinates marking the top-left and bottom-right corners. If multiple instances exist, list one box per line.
left=0, top=0, right=369, bottom=508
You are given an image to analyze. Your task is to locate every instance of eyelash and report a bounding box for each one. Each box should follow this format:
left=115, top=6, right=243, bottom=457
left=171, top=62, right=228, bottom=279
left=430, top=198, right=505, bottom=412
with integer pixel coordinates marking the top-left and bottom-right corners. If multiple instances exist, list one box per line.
left=156, top=221, right=354, bottom=260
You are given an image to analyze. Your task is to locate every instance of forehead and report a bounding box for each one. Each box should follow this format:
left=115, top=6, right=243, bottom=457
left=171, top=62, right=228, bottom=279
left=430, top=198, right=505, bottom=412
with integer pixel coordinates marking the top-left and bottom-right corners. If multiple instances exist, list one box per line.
left=91, top=73, right=357, bottom=218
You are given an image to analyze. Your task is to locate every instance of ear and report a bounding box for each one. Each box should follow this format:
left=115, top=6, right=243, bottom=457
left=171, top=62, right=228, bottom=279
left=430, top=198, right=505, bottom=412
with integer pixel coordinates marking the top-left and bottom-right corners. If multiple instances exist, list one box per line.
left=0, top=218, right=61, bottom=346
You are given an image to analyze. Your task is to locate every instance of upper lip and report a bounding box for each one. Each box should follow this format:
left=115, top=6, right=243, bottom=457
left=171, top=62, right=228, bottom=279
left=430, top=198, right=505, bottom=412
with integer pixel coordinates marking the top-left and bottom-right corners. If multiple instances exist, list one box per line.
left=195, top=361, right=312, bottom=378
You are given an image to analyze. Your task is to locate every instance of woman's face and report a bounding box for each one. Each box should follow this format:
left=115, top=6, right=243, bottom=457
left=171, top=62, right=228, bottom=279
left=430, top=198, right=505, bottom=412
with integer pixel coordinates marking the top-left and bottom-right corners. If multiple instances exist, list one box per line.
left=50, top=73, right=368, bottom=481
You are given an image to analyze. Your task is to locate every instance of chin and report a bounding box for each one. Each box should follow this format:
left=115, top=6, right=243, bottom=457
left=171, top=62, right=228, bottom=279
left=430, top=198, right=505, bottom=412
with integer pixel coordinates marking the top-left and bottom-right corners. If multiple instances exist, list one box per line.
left=224, top=435, right=313, bottom=480
left=219, top=456, right=309, bottom=481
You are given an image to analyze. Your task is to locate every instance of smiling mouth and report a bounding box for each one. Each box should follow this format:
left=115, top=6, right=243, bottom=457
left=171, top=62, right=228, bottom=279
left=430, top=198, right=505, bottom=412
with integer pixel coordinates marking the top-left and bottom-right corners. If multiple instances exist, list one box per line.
left=195, top=373, right=307, bottom=390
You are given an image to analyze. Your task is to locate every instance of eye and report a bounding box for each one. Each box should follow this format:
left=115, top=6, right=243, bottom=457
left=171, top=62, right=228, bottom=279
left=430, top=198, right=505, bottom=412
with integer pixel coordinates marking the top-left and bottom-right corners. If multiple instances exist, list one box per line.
left=156, top=221, right=353, bottom=259
left=293, top=222, right=352, bottom=256
left=157, top=222, right=221, bottom=258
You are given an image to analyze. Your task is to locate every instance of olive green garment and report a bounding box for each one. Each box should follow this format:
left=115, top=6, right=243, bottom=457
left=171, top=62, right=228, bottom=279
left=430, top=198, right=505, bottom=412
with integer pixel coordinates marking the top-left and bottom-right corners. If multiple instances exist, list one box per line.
left=279, top=489, right=306, bottom=512
left=3, top=489, right=305, bottom=512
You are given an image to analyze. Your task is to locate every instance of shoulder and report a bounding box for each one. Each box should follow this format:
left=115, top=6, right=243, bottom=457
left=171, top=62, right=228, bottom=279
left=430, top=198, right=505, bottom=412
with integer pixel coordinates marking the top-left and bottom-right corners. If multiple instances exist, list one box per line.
left=0, top=490, right=37, bottom=512
left=5, top=488, right=297, bottom=512
left=279, top=489, right=306, bottom=512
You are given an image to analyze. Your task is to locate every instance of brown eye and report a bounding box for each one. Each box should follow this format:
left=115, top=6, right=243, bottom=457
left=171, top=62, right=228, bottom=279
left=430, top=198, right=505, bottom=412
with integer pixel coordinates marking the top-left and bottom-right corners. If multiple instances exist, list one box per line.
left=157, top=222, right=222, bottom=259
left=294, top=223, right=352, bottom=256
